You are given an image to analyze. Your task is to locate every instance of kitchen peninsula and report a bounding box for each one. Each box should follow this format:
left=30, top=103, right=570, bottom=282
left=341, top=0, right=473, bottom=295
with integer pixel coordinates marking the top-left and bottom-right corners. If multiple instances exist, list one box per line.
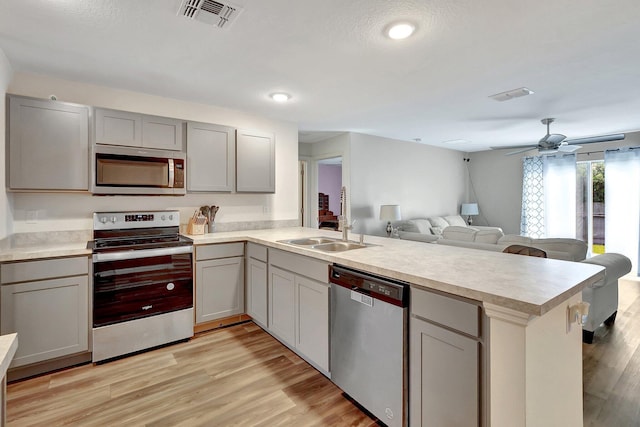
left=0, top=227, right=604, bottom=426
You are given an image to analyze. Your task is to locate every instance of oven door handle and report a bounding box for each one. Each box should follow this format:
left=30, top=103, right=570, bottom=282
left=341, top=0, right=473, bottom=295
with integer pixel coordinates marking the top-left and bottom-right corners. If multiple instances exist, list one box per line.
left=93, top=245, right=193, bottom=263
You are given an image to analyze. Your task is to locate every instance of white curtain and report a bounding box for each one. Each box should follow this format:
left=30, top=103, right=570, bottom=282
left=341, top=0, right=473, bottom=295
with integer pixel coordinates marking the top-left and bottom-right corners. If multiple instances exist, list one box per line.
left=543, top=154, right=577, bottom=238
left=605, top=148, right=640, bottom=273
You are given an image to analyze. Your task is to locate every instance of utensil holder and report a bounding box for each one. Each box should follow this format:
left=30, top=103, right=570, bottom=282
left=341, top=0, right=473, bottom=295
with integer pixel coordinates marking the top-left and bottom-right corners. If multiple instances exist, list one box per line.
left=208, top=222, right=216, bottom=233
left=187, top=218, right=206, bottom=235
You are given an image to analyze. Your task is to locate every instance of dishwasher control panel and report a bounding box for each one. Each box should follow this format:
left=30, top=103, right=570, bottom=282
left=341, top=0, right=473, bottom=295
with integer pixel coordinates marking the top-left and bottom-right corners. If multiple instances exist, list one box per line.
left=329, top=264, right=409, bottom=307
left=363, top=280, right=401, bottom=300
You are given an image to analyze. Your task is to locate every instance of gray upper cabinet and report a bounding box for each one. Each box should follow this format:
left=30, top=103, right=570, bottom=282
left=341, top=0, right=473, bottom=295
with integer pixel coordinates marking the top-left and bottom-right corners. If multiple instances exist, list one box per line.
left=95, top=108, right=184, bottom=151
left=8, top=96, right=89, bottom=191
left=236, top=129, right=275, bottom=193
left=95, top=108, right=142, bottom=147
left=187, top=122, right=235, bottom=192
left=142, top=115, right=184, bottom=151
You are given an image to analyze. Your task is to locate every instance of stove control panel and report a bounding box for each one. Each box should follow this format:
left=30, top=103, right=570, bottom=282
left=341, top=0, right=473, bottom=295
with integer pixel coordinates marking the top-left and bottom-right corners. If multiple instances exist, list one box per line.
left=93, top=211, right=180, bottom=230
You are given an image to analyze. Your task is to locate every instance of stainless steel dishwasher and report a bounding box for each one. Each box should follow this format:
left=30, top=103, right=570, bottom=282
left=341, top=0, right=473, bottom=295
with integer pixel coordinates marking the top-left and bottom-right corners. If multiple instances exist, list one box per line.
left=329, top=264, right=409, bottom=427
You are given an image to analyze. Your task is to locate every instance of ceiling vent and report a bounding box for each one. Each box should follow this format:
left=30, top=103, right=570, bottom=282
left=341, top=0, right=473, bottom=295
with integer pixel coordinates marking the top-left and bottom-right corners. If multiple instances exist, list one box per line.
left=489, top=87, right=534, bottom=102
left=178, top=0, right=243, bottom=29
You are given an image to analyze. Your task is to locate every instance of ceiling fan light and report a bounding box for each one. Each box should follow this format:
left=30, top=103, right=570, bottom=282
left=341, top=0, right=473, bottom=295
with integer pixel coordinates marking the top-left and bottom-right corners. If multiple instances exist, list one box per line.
left=558, top=143, right=581, bottom=152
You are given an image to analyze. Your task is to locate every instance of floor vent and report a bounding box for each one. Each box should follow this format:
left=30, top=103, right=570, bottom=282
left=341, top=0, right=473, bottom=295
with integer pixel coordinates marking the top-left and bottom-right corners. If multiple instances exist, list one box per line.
left=178, top=0, right=243, bottom=29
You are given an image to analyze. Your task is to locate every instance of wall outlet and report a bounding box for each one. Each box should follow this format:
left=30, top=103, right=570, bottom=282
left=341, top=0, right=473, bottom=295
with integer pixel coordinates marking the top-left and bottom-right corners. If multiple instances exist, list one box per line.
left=26, top=210, right=38, bottom=224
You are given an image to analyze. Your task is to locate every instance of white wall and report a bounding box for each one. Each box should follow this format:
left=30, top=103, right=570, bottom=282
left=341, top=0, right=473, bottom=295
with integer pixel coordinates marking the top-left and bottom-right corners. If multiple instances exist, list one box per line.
left=0, top=49, right=14, bottom=239
left=349, top=133, right=466, bottom=236
left=6, top=72, right=299, bottom=232
left=469, top=132, right=640, bottom=235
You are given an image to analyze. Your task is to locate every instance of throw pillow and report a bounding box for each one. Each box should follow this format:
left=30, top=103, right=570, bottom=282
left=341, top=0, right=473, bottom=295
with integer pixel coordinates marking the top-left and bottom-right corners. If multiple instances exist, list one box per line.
left=428, top=216, right=449, bottom=236
left=444, top=215, right=468, bottom=227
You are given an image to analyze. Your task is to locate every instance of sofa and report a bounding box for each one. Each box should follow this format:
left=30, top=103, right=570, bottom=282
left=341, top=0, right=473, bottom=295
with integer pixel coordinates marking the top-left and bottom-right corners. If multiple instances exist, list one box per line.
left=397, top=216, right=587, bottom=261
left=580, top=253, right=632, bottom=343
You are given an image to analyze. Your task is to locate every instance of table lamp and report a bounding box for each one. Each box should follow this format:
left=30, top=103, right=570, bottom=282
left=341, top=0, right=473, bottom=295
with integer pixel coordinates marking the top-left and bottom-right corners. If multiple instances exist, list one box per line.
left=380, top=205, right=401, bottom=237
left=461, top=203, right=479, bottom=225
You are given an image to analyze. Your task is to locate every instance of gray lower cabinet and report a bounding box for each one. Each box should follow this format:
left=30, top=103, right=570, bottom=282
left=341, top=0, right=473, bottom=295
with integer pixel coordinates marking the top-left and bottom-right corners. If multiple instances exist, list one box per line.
left=8, top=95, right=89, bottom=190
left=236, top=129, right=275, bottom=193
left=187, top=122, right=235, bottom=192
left=268, top=249, right=329, bottom=374
left=268, top=265, right=296, bottom=345
left=410, top=287, right=481, bottom=427
left=246, top=243, right=268, bottom=327
left=95, top=107, right=184, bottom=151
left=0, top=257, right=90, bottom=369
left=195, top=243, right=245, bottom=324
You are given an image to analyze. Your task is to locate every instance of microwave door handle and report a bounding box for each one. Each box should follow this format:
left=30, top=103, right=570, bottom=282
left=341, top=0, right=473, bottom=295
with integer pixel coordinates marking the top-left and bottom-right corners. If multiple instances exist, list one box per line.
left=168, top=159, right=175, bottom=188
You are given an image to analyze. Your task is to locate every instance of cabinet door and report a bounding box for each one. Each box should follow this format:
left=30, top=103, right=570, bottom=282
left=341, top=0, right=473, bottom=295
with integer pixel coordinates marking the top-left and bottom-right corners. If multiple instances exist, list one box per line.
left=410, top=317, right=479, bottom=427
left=236, top=129, right=275, bottom=193
left=0, top=276, right=89, bottom=368
left=195, top=257, right=244, bottom=324
left=187, top=122, right=235, bottom=192
left=247, top=257, right=268, bottom=327
left=295, top=275, right=329, bottom=372
left=9, top=96, right=89, bottom=190
left=143, top=115, right=184, bottom=151
left=268, top=266, right=295, bottom=345
left=95, top=108, right=143, bottom=147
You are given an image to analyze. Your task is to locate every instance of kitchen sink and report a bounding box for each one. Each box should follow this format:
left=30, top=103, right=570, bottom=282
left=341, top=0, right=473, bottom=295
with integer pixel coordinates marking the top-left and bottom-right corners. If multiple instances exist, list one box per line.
left=279, top=237, right=371, bottom=252
left=311, top=241, right=368, bottom=252
left=282, top=237, right=340, bottom=246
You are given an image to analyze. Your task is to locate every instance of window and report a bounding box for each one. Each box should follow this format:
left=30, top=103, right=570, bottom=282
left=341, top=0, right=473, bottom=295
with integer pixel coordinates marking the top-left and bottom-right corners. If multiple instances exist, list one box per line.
left=576, top=161, right=605, bottom=256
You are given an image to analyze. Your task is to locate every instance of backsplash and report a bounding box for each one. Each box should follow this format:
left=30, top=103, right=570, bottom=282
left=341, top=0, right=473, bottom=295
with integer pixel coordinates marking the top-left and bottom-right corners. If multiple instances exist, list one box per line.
left=5, top=219, right=300, bottom=247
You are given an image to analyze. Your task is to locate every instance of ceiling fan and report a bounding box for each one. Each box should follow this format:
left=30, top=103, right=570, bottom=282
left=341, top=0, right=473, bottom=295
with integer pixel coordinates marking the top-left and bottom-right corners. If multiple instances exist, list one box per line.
left=491, top=118, right=626, bottom=156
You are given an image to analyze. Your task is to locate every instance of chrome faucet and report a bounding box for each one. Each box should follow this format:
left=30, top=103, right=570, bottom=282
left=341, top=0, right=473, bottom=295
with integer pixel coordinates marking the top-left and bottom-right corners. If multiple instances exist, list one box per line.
left=339, top=186, right=352, bottom=241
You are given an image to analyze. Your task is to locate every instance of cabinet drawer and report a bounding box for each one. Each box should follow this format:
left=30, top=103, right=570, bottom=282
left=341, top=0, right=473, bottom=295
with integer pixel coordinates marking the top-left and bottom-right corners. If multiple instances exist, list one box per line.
left=196, top=242, right=244, bottom=261
left=268, top=249, right=328, bottom=283
left=247, top=243, right=268, bottom=262
left=411, top=287, right=479, bottom=337
left=1, top=256, right=89, bottom=284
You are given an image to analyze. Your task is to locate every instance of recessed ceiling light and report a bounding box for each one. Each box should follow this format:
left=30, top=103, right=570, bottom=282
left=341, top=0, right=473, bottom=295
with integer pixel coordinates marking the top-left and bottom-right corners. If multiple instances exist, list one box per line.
left=387, top=22, right=415, bottom=40
left=270, top=92, right=291, bottom=102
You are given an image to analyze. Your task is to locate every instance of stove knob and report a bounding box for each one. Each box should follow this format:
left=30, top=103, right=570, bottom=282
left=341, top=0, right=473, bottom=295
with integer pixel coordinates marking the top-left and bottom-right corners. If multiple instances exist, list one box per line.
left=168, top=214, right=174, bottom=221
left=161, top=215, right=166, bottom=221
left=100, top=217, right=108, bottom=224
left=110, top=216, right=117, bottom=223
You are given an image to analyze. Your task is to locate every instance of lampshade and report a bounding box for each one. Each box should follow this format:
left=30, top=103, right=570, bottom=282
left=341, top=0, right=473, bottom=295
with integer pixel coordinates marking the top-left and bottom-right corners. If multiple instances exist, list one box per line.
left=380, top=205, right=402, bottom=221
left=461, top=203, right=479, bottom=216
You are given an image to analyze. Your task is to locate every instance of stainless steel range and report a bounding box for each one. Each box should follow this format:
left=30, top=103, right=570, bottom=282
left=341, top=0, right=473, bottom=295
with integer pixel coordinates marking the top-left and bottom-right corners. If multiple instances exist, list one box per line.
left=90, top=210, right=194, bottom=362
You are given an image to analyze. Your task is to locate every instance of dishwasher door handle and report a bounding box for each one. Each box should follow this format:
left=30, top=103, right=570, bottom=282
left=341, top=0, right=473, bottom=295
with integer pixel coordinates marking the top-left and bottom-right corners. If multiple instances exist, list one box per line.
left=350, top=288, right=374, bottom=307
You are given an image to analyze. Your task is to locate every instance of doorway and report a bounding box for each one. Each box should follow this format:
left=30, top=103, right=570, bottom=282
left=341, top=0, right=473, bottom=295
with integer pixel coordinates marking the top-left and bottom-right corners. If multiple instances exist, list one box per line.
left=317, top=157, right=342, bottom=230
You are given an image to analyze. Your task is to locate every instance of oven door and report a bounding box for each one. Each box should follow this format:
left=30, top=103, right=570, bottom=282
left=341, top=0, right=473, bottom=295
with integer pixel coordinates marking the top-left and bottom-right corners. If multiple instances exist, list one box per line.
left=93, top=246, right=193, bottom=327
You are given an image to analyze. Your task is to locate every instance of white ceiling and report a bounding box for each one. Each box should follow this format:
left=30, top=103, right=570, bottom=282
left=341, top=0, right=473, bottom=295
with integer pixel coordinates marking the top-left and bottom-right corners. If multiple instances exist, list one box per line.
left=1, top=0, right=640, bottom=152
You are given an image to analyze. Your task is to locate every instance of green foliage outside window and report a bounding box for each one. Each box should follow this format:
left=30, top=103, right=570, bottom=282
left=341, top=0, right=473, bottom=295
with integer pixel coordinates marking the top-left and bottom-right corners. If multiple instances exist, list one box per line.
left=592, top=163, right=605, bottom=203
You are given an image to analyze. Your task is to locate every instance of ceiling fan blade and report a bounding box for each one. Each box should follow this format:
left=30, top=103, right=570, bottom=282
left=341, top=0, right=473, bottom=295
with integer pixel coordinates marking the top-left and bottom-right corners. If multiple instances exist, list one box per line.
left=490, top=144, right=538, bottom=150
left=565, top=133, right=625, bottom=145
left=505, top=146, right=537, bottom=156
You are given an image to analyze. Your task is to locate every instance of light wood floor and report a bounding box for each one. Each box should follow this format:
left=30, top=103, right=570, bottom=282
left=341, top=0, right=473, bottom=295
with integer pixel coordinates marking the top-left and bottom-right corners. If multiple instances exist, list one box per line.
left=583, top=275, right=640, bottom=427
left=6, top=278, right=640, bottom=426
left=6, top=322, right=378, bottom=426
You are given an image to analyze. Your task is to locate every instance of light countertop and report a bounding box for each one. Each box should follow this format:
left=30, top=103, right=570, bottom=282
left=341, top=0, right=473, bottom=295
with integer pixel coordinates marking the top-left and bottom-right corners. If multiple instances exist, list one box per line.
left=0, top=334, right=18, bottom=380
left=0, top=227, right=604, bottom=316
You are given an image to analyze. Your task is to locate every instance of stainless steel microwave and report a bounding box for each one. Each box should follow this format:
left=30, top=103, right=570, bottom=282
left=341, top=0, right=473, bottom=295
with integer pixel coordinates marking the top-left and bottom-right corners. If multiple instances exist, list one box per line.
left=91, top=145, right=186, bottom=195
